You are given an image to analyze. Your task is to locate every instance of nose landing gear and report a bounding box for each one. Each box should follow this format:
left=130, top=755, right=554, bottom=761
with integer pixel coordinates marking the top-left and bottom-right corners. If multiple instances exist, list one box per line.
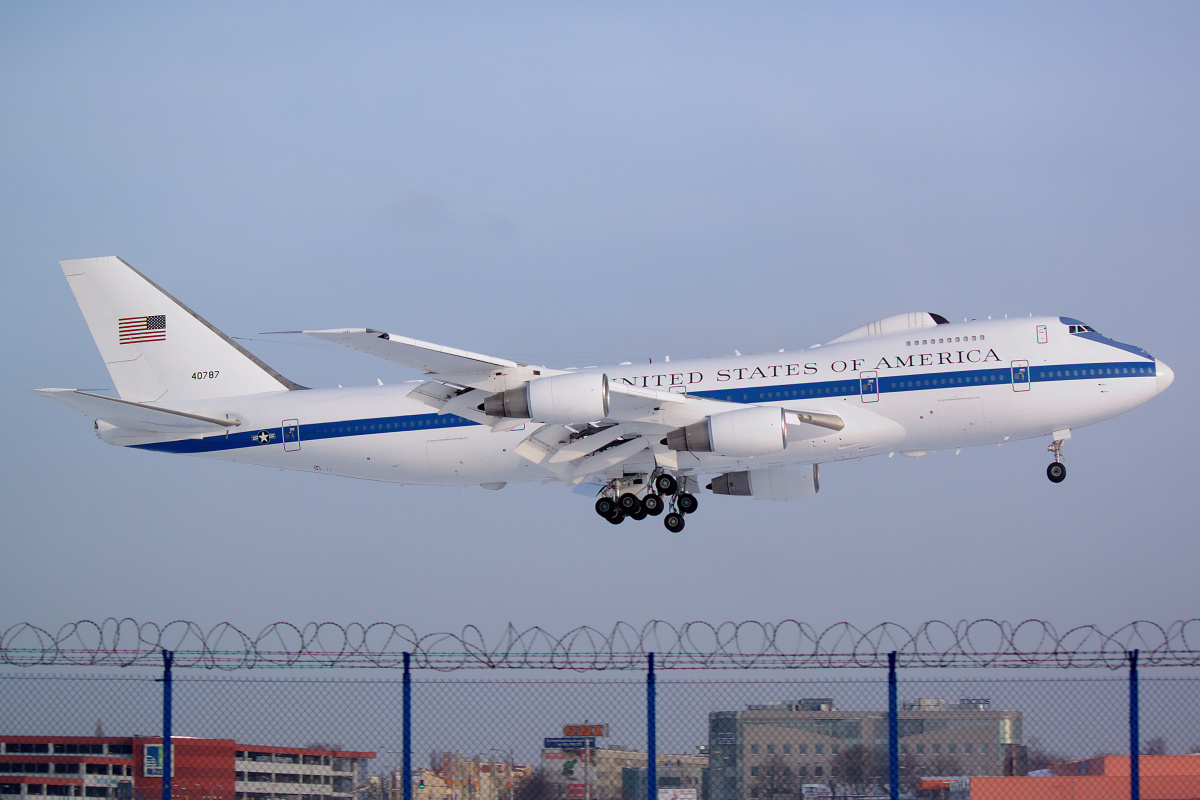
left=1047, top=431, right=1070, bottom=483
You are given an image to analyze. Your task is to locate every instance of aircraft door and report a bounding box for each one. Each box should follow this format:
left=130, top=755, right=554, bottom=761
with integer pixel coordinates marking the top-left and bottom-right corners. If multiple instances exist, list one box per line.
left=1011, top=361, right=1030, bottom=392
left=282, top=419, right=301, bottom=451
left=859, top=371, right=879, bottom=403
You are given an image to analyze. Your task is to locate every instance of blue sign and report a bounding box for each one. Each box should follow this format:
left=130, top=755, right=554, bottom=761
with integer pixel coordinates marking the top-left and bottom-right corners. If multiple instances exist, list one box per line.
left=544, top=737, right=597, bottom=750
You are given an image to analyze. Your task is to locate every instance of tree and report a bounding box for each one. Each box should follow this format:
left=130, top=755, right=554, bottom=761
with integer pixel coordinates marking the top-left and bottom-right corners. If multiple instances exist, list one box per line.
left=749, top=755, right=799, bottom=800
left=1143, top=737, right=1167, bottom=756
left=1025, top=738, right=1068, bottom=774
left=512, top=768, right=559, bottom=800
left=831, top=745, right=883, bottom=787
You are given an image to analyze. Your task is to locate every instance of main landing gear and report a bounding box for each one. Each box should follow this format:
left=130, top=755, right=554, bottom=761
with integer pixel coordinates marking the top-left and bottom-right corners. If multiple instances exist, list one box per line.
left=594, top=472, right=699, bottom=532
left=1046, top=432, right=1069, bottom=483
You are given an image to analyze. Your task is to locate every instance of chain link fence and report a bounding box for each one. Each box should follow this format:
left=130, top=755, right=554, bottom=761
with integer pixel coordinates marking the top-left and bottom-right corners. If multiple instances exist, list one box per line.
left=2, top=621, right=1199, bottom=800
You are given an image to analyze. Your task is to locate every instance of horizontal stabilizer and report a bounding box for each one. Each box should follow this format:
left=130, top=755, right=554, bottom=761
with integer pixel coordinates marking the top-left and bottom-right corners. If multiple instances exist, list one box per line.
left=35, top=389, right=240, bottom=434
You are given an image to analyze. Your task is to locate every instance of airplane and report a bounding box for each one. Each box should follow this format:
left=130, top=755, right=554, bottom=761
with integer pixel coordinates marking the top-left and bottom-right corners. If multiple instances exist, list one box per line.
left=38, top=256, right=1174, bottom=533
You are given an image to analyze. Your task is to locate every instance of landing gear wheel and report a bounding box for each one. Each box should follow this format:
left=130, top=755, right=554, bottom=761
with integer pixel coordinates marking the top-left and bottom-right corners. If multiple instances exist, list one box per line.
left=606, top=508, right=626, bottom=524
left=654, top=474, right=679, bottom=495
left=642, top=494, right=665, bottom=516
left=629, top=506, right=648, bottom=521
left=1047, top=462, right=1067, bottom=483
left=618, top=493, right=642, bottom=513
left=677, top=492, right=699, bottom=514
left=595, top=497, right=616, bottom=517
left=664, top=512, right=685, bottom=533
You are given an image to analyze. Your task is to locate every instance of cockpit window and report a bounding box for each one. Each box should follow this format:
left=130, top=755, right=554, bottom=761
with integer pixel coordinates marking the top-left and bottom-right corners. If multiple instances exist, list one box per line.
left=1068, top=324, right=1099, bottom=334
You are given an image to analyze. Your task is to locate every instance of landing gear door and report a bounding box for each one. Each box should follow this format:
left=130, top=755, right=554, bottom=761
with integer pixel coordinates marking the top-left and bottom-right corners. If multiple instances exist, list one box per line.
left=1011, top=361, right=1030, bottom=392
left=282, top=419, right=302, bottom=451
left=859, top=371, right=879, bottom=403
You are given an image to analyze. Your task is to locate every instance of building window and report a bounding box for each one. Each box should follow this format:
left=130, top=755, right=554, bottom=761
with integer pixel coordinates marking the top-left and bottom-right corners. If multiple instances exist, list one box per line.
left=917, top=745, right=924, bottom=755
left=900, top=745, right=908, bottom=754
left=54, top=764, right=80, bottom=774
left=831, top=745, right=839, bottom=755
left=27, top=786, right=44, bottom=795
left=980, top=745, right=988, bottom=754
left=783, top=745, right=790, bottom=755
left=766, top=745, right=774, bottom=755
left=750, top=768, right=758, bottom=777
left=86, top=788, right=110, bottom=797
left=798, top=746, right=807, bottom=755
left=749, top=745, right=758, bottom=755
left=814, top=745, right=823, bottom=755
left=948, top=745, right=956, bottom=754
left=964, top=745, right=972, bottom=754
left=814, top=767, right=823, bottom=777
left=932, top=745, right=940, bottom=755
left=86, top=765, right=109, bottom=775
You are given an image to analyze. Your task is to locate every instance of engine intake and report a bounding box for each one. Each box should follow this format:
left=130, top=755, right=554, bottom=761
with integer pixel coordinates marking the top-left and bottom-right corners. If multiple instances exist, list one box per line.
left=483, top=372, right=610, bottom=423
left=664, top=406, right=787, bottom=457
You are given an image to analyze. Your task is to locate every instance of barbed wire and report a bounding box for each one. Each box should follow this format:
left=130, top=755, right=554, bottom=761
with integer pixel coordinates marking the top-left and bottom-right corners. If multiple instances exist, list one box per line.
left=1, top=619, right=1197, bottom=671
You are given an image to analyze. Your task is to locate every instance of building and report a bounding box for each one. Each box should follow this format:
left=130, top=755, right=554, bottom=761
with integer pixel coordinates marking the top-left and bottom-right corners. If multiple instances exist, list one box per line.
left=960, top=755, right=1200, bottom=800
left=541, top=748, right=706, bottom=800
left=707, top=698, right=1024, bottom=800
left=0, top=736, right=374, bottom=800
left=399, top=757, right=530, bottom=800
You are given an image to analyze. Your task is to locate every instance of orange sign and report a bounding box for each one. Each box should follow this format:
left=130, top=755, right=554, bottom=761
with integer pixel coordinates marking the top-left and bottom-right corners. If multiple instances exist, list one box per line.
left=563, top=725, right=607, bottom=737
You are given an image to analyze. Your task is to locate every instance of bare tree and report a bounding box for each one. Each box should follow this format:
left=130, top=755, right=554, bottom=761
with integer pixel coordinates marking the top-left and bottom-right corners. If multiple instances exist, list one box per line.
left=831, top=745, right=883, bottom=787
left=1025, top=738, right=1067, bottom=773
left=750, top=754, right=799, bottom=800
left=1143, top=737, right=1167, bottom=756
left=512, top=769, right=559, bottom=800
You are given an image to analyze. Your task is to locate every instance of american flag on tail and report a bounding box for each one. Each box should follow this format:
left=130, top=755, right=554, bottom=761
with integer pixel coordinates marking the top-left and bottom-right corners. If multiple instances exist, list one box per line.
left=118, top=314, right=167, bottom=344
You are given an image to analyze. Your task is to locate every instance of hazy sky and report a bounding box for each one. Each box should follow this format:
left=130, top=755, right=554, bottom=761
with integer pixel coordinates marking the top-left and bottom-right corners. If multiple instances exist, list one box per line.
left=3, top=3, right=1197, bottom=638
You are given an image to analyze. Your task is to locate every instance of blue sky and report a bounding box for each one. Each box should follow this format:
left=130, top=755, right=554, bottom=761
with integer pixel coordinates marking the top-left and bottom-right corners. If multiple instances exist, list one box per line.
left=2, top=3, right=1197, bottom=636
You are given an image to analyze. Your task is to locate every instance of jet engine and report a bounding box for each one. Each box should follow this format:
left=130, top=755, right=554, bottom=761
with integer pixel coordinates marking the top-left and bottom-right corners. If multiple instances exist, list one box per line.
left=483, top=372, right=610, bottom=423
left=709, top=464, right=819, bottom=501
left=664, top=406, right=786, bottom=457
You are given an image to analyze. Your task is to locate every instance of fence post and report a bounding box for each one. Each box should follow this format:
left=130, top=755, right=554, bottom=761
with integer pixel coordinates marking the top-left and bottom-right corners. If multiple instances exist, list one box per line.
left=888, top=651, right=898, bottom=800
left=403, top=652, right=412, bottom=800
left=161, top=649, right=173, bottom=800
left=647, top=652, right=656, bottom=800
left=1129, top=649, right=1140, bottom=800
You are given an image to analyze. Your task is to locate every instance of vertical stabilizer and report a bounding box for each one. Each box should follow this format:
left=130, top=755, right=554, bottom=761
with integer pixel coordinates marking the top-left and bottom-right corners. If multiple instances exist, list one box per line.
left=59, top=257, right=303, bottom=402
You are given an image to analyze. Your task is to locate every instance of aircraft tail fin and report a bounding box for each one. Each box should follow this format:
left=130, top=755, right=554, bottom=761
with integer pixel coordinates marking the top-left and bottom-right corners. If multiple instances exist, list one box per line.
left=58, top=257, right=304, bottom=402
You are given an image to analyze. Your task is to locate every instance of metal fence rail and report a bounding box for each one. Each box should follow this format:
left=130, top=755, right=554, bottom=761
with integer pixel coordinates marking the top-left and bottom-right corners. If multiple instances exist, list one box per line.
left=3, top=620, right=1199, bottom=670
left=2, top=622, right=1198, bottom=800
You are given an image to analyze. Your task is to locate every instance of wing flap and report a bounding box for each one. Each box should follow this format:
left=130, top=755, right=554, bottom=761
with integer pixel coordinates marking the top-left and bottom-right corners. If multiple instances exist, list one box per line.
left=35, top=389, right=240, bottom=434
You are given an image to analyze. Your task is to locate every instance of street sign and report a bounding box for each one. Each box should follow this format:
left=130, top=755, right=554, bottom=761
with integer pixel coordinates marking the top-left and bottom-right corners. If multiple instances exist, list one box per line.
left=544, top=737, right=597, bottom=750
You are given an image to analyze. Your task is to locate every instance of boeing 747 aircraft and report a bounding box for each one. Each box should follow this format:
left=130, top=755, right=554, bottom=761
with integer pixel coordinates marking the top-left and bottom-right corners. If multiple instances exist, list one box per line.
left=39, top=257, right=1174, bottom=532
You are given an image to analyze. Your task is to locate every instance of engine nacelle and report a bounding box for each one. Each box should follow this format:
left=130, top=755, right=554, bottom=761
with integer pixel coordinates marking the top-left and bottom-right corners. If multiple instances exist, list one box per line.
left=483, top=372, right=610, bottom=423
left=709, top=464, right=820, bottom=501
left=664, top=406, right=787, bottom=457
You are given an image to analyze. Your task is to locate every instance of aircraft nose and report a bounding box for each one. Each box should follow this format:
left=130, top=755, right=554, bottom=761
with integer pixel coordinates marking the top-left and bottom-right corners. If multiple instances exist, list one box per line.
left=1156, top=359, right=1175, bottom=394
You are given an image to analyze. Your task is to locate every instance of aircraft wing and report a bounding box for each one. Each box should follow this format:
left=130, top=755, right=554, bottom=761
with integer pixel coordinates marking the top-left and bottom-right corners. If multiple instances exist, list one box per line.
left=34, top=389, right=240, bottom=434
left=304, top=328, right=558, bottom=391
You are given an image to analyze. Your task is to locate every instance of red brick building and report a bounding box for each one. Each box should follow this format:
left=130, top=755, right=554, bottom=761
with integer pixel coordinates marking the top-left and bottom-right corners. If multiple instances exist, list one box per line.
left=0, top=737, right=374, bottom=800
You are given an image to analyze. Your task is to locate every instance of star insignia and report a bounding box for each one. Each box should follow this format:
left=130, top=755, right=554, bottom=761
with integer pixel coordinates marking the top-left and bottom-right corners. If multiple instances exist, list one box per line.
left=253, top=430, right=275, bottom=444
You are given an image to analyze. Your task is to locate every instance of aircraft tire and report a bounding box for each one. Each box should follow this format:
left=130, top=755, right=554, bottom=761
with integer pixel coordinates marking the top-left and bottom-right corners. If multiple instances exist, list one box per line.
left=677, top=492, right=699, bottom=514
left=664, top=512, right=685, bottom=533
left=642, top=494, right=665, bottom=516
left=654, top=474, right=679, bottom=495
left=1047, top=462, right=1067, bottom=483
left=607, top=508, right=626, bottom=524
left=629, top=506, right=648, bottom=521
left=596, top=497, right=616, bottom=517
left=618, top=493, right=642, bottom=513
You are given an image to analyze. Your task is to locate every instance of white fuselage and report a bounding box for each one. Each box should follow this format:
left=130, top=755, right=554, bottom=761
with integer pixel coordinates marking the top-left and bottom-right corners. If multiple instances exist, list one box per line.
left=119, top=315, right=1169, bottom=487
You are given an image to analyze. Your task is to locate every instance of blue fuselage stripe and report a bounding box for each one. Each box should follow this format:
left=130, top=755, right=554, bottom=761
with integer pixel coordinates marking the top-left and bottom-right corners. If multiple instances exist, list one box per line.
left=132, top=360, right=1155, bottom=454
